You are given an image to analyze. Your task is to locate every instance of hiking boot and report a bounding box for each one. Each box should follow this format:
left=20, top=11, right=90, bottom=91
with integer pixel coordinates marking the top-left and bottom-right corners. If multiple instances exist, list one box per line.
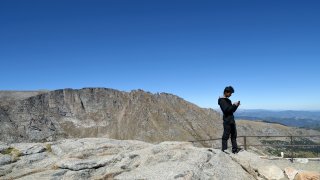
left=232, top=148, right=243, bottom=154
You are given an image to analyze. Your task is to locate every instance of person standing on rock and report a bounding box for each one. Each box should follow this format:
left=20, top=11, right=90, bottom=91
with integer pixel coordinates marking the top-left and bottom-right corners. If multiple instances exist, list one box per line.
left=218, top=86, right=242, bottom=154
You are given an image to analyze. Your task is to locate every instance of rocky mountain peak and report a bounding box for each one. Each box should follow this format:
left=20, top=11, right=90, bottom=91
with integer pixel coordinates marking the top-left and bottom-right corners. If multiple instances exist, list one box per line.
left=0, top=88, right=221, bottom=144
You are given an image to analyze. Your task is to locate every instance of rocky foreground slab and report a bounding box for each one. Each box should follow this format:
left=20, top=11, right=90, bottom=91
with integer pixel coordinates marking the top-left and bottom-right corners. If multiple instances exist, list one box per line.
left=0, top=138, right=319, bottom=180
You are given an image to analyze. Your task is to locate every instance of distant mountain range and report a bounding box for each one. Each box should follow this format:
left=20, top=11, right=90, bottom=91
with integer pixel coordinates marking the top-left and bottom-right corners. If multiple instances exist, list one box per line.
left=234, top=109, right=320, bottom=129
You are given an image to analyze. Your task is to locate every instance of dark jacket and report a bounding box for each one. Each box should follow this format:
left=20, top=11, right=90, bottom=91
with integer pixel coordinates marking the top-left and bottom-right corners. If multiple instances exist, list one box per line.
left=218, top=97, right=238, bottom=124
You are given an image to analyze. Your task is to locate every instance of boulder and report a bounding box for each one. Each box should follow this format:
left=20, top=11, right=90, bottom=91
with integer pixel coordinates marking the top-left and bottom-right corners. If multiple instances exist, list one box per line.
left=55, top=157, right=112, bottom=171
left=259, top=165, right=285, bottom=180
left=285, top=167, right=299, bottom=180
left=294, top=171, right=320, bottom=180
left=229, top=150, right=285, bottom=180
left=0, top=154, right=12, bottom=166
left=11, top=143, right=46, bottom=155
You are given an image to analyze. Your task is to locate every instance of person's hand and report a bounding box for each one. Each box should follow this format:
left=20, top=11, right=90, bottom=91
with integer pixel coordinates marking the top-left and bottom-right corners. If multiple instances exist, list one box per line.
left=233, top=101, right=240, bottom=106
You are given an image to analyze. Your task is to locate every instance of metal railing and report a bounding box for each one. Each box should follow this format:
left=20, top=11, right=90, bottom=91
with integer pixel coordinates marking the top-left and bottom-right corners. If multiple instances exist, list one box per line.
left=189, top=135, right=320, bottom=162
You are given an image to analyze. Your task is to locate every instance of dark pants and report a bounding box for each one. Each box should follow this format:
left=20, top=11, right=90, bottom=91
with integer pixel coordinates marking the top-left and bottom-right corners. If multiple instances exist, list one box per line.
left=222, top=121, right=238, bottom=152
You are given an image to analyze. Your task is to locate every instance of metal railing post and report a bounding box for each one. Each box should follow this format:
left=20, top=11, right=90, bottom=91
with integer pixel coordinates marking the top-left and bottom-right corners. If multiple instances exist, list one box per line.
left=290, top=136, right=293, bottom=163
left=243, top=136, right=247, bottom=150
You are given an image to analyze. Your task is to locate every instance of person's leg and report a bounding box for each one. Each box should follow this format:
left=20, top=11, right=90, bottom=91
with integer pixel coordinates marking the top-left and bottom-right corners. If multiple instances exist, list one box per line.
left=222, top=122, right=231, bottom=151
left=230, top=123, right=238, bottom=152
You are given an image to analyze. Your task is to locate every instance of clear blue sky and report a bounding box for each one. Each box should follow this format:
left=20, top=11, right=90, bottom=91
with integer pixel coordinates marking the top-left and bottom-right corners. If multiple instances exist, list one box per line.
left=1, top=0, right=320, bottom=110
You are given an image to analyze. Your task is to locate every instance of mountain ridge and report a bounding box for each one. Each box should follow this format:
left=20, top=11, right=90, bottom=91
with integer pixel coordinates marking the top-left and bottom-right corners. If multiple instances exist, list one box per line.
left=0, top=88, right=319, bottom=150
left=234, top=109, right=320, bottom=129
left=0, top=88, right=221, bottom=144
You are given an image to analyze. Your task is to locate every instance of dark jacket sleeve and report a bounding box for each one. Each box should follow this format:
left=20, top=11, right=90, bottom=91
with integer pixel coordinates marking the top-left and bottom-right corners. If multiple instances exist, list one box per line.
left=219, top=98, right=238, bottom=114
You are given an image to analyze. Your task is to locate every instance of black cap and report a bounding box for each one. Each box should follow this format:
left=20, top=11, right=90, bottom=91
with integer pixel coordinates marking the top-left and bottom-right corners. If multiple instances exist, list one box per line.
left=224, top=86, right=235, bottom=93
